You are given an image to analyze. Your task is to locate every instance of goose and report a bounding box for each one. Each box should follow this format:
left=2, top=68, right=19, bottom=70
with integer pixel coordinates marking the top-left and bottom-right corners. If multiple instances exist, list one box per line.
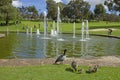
left=54, top=49, right=67, bottom=64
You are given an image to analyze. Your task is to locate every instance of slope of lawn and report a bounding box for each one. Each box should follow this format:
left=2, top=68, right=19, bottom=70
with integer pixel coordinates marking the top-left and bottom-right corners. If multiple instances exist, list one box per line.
left=0, top=65, right=120, bottom=80
left=0, top=21, right=120, bottom=37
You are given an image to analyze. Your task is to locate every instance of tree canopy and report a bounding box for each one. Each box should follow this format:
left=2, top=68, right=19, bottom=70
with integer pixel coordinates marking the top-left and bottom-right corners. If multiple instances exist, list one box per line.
left=104, top=0, right=120, bottom=14
left=94, top=4, right=106, bottom=21
left=0, top=0, right=21, bottom=25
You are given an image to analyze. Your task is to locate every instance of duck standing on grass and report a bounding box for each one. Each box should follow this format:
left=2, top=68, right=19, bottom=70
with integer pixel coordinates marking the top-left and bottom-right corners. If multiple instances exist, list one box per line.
left=86, top=65, right=99, bottom=73
left=71, top=61, right=77, bottom=72
left=54, top=49, right=67, bottom=64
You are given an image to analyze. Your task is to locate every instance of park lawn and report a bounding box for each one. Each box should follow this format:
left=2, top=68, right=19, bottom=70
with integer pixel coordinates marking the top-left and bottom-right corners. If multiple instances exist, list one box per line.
left=0, top=21, right=120, bottom=37
left=0, top=65, right=120, bottom=80
left=89, top=29, right=120, bottom=37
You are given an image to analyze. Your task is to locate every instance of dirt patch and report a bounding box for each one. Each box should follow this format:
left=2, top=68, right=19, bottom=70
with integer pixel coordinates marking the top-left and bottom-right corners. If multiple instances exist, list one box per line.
left=0, top=56, right=120, bottom=67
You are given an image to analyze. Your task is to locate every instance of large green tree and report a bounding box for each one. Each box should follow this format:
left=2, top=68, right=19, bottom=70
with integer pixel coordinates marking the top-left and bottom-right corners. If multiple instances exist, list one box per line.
left=62, top=0, right=90, bottom=20
left=27, top=6, right=38, bottom=20
left=104, top=0, right=120, bottom=14
left=46, top=0, right=65, bottom=20
left=0, top=0, right=21, bottom=25
left=46, top=0, right=57, bottom=20
left=94, top=4, right=106, bottom=21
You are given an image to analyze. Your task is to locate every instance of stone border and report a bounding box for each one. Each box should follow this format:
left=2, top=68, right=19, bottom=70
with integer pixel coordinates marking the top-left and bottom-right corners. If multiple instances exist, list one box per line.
left=0, top=56, right=120, bottom=67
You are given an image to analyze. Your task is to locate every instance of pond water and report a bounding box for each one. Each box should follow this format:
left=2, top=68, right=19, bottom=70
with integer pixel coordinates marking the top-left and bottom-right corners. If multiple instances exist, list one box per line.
left=0, top=33, right=120, bottom=59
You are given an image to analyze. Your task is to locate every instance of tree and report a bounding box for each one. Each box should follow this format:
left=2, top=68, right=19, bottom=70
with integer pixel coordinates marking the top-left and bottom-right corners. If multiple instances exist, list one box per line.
left=18, top=6, right=28, bottom=19
left=62, top=0, right=90, bottom=21
left=27, top=6, right=38, bottom=20
left=104, top=0, right=120, bottom=14
left=46, top=0, right=58, bottom=20
left=94, top=4, right=106, bottom=21
left=46, top=0, right=65, bottom=20
left=0, top=0, right=21, bottom=25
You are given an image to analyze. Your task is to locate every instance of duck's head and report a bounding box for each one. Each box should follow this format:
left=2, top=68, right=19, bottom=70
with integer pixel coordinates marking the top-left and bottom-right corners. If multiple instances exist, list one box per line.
left=64, top=49, right=67, bottom=52
left=63, top=49, right=67, bottom=55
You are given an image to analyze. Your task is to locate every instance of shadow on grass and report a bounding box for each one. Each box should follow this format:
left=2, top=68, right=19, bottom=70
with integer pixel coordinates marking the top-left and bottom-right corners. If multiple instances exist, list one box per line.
left=65, top=67, right=74, bottom=73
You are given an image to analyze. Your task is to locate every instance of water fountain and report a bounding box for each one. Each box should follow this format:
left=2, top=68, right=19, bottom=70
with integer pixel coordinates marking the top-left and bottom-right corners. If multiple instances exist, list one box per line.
left=36, top=29, right=40, bottom=35
left=80, top=22, right=86, bottom=41
left=44, top=11, right=47, bottom=38
left=73, top=22, right=76, bottom=38
left=85, top=20, right=90, bottom=40
left=42, top=11, right=50, bottom=39
left=56, top=6, right=64, bottom=41
left=57, top=6, right=60, bottom=34
left=51, top=21, right=57, bottom=36
left=30, top=27, right=32, bottom=36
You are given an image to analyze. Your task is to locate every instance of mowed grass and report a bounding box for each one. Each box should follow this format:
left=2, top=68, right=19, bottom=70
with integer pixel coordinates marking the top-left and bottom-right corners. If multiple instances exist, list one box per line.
left=0, top=65, right=120, bottom=80
left=0, top=21, right=120, bottom=36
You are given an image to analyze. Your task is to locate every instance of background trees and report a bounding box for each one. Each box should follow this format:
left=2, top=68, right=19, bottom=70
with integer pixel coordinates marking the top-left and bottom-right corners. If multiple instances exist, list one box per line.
left=0, top=0, right=21, bottom=25
left=62, top=0, right=90, bottom=21
left=46, top=0, right=57, bottom=20
left=94, top=4, right=106, bottom=21
left=18, top=6, right=38, bottom=20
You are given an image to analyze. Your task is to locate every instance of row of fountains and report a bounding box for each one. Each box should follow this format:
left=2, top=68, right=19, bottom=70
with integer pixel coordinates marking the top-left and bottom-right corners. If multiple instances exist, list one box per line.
left=7, top=6, right=90, bottom=41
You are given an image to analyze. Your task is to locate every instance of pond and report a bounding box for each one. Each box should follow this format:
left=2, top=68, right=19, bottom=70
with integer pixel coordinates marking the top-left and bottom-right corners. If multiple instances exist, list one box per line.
left=0, top=33, right=120, bottom=59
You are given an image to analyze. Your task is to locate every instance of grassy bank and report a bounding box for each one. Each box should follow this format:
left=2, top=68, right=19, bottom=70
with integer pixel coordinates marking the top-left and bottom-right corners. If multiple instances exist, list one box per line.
left=0, top=65, right=120, bottom=80
left=0, top=21, right=120, bottom=37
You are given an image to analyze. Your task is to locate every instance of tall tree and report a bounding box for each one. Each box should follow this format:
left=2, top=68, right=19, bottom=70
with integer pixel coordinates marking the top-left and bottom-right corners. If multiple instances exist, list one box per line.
left=27, top=6, right=38, bottom=20
left=62, top=0, right=90, bottom=20
left=94, top=4, right=106, bottom=21
left=46, top=0, right=57, bottom=20
left=0, top=0, right=21, bottom=25
left=18, top=6, right=28, bottom=19
left=104, top=0, right=120, bottom=14
left=46, top=0, right=65, bottom=20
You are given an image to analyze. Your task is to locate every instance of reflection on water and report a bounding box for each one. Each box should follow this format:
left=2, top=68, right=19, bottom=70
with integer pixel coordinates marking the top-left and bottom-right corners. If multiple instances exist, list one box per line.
left=0, top=33, right=120, bottom=59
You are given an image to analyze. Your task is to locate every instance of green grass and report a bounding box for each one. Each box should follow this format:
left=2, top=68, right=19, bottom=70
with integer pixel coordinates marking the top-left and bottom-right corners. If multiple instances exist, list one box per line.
left=0, top=65, right=120, bottom=80
left=0, top=21, right=120, bottom=37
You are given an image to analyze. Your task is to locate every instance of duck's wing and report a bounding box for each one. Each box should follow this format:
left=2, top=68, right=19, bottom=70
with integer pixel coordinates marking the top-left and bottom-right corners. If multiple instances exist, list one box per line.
left=55, top=55, right=63, bottom=63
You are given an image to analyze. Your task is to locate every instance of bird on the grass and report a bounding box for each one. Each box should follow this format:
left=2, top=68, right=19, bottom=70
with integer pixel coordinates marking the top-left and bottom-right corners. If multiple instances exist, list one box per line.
left=86, top=66, right=93, bottom=73
left=86, top=65, right=99, bottom=73
left=92, top=65, right=98, bottom=73
left=71, top=61, right=77, bottom=72
left=54, top=49, right=67, bottom=64
left=78, top=68, right=84, bottom=74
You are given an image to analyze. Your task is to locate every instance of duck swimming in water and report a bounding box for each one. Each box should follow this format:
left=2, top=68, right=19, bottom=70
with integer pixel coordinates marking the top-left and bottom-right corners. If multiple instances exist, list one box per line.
left=54, top=49, right=67, bottom=64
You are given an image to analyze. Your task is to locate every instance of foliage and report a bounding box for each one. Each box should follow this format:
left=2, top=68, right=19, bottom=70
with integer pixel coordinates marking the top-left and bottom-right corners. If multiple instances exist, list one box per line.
left=46, top=0, right=57, bottom=20
left=62, top=0, right=90, bottom=20
left=0, top=0, right=21, bottom=25
left=94, top=4, right=106, bottom=21
left=104, top=0, right=120, bottom=14
left=18, top=6, right=38, bottom=20
left=103, top=13, right=120, bottom=22
left=46, top=0, right=65, bottom=20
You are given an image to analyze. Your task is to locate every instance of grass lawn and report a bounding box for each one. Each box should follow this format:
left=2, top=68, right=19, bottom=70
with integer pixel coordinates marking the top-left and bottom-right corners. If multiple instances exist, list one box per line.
left=0, top=65, right=120, bottom=80
left=0, top=21, right=120, bottom=37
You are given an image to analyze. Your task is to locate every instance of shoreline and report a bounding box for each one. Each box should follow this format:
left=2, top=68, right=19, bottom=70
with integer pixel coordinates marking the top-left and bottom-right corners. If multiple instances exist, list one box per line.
left=0, top=33, right=5, bottom=38
left=0, top=56, right=120, bottom=67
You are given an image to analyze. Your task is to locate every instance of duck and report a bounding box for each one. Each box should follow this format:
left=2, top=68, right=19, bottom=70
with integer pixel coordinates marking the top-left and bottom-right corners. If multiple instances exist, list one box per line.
left=54, top=49, right=67, bottom=64
left=71, top=61, right=77, bottom=72
left=86, top=66, right=93, bottom=73
left=92, top=65, right=98, bottom=73
left=86, top=65, right=99, bottom=73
